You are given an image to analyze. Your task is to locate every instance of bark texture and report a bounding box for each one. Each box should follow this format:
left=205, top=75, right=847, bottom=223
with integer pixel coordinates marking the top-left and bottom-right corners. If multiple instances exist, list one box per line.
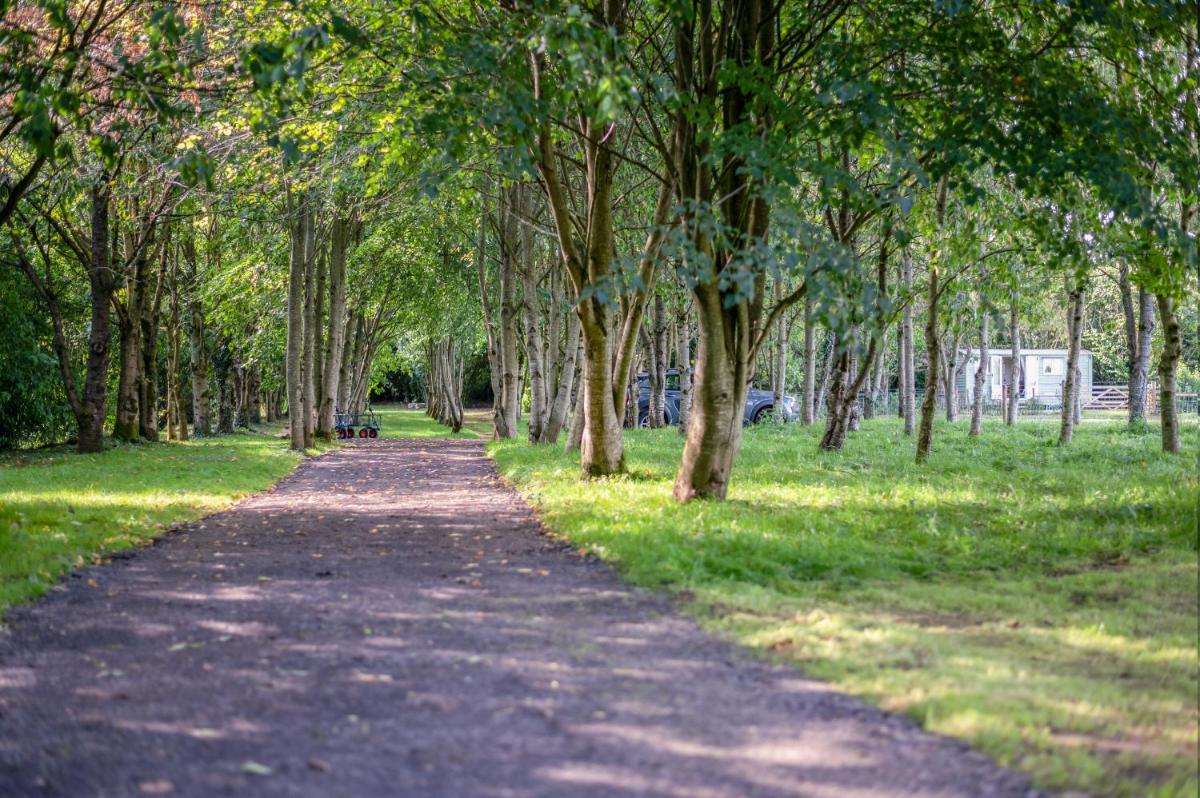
left=1058, top=282, right=1086, bottom=445
left=1155, top=293, right=1182, bottom=454
left=969, top=314, right=989, bottom=437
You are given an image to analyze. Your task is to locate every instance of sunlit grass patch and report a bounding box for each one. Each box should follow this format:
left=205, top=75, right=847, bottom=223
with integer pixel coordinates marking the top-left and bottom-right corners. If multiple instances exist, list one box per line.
left=489, top=417, right=1198, bottom=797
left=0, top=429, right=305, bottom=613
left=374, top=405, right=488, bottom=439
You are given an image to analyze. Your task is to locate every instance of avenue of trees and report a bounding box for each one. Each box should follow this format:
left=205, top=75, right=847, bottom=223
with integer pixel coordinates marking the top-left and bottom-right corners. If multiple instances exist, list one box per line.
left=1, top=1, right=1196, bottom=500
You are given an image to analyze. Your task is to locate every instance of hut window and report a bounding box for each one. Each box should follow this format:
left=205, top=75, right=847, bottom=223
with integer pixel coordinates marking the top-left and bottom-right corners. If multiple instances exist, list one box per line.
left=1043, top=358, right=1065, bottom=376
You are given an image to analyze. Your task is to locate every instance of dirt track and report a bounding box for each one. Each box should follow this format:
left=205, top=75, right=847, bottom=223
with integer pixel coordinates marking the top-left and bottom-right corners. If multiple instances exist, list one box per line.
left=0, top=438, right=1038, bottom=797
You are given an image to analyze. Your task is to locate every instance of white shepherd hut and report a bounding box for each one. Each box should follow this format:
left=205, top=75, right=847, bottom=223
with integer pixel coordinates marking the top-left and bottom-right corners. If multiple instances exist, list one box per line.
left=961, top=348, right=1093, bottom=408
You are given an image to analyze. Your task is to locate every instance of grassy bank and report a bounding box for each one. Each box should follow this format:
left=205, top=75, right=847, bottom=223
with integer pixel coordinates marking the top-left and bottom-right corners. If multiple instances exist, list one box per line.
left=0, top=426, right=307, bottom=613
left=489, top=418, right=1198, bottom=797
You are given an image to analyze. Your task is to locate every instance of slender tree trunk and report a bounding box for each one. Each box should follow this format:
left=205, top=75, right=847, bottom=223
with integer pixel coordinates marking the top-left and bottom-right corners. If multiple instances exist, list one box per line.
left=78, top=184, right=116, bottom=454
left=139, top=244, right=166, bottom=441
left=970, top=314, right=989, bottom=436
left=521, top=236, right=548, bottom=442
left=676, top=303, right=693, bottom=433
left=815, top=331, right=836, bottom=421
left=1006, top=294, right=1021, bottom=426
left=916, top=268, right=941, bottom=462
left=338, top=309, right=356, bottom=414
left=801, top=299, right=816, bottom=425
left=1129, top=286, right=1154, bottom=424
left=565, top=346, right=586, bottom=452
left=247, top=367, right=261, bottom=425
left=301, top=205, right=317, bottom=448
left=1155, top=293, right=1182, bottom=453
left=113, top=237, right=148, bottom=442
left=901, top=251, right=916, bottom=435
left=916, top=178, right=949, bottom=463
left=1059, top=282, right=1086, bottom=444
left=647, top=294, right=668, bottom=427
left=495, top=183, right=521, bottom=439
left=213, top=339, right=234, bottom=434
left=475, top=191, right=503, bottom=429
left=319, top=217, right=351, bottom=435
left=541, top=311, right=580, bottom=444
left=286, top=191, right=307, bottom=450
left=186, top=267, right=210, bottom=438
left=772, top=280, right=789, bottom=423
left=944, top=331, right=963, bottom=422
left=312, top=237, right=328, bottom=438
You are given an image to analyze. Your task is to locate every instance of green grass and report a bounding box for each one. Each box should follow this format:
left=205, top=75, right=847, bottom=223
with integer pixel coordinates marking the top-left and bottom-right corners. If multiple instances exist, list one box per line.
left=375, top=404, right=490, bottom=439
left=489, top=418, right=1199, bottom=798
left=0, top=425, right=307, bottom=613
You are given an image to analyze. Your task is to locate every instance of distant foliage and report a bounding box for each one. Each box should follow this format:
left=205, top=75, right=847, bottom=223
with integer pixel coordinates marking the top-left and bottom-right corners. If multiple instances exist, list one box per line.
left=0, top=272, right=74, bottom=449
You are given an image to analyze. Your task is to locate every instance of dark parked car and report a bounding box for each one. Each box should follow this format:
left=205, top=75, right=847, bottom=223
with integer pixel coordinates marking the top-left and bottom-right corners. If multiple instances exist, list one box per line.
left=636, top=370, right=799, bottom=427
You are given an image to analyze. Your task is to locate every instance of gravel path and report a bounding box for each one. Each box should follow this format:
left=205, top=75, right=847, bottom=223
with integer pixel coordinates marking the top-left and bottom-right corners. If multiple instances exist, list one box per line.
left=0, top=438, right=1038, bottom=797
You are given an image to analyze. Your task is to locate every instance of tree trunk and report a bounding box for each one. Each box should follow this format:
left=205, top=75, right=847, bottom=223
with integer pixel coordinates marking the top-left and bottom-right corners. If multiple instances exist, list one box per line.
left=901, top=250, right=916, bottom=435
left=530, top=32, right=672, bottom=475
left=801, top=299, right=816, bottom=425
left=184, top=229, right=211, bottom=438
left=319, top=214, right=353, bottom=436
left=521, top=233, right=548, bottom=442
left=772, top=280, right=789, bottom=423
left=301, top=204, right=317, bottom=448
left=494, top=183, right=522, bottom=439
left=1129, top=286, right=1154, bottom=424
left=1006, top=294, right=1021, bottom=426
left=916, top=265, right=941, bottom=462
left=1059, top=282, right=1086, bottom=444
left=312, top=236, right=327, bottom=438
left=215, top=340, right=235, bottom=434
left=673, top=285, right=751, bottom=500
left=579, top=328, right=624, bottom=474
left=943, top=331, right=963, bottom=422
left=139, top=244, right=166, bottom=441
left=676, top=303, right=693, bottom=433
left=78, top=184, right=116, bottom=454
left=113, top=234, right=149, bottom=442
left=475, top=190, right=503, bottom=430
left=969, top=313, right=989, bottom=436
left=338, top=309, right=357, bottom=414
left=541, top=310, right=580, bottom=444
left=916, top=178, right=949, bottom=462
left=815, top=331, right=836, bottom=422
left=1155, top=293, right=1182, bottom=453
left=646, top=294, right=668, bottom=427
left=286, top=191, right=307, bottom=450
left=565, top=347, right=586, bottom=452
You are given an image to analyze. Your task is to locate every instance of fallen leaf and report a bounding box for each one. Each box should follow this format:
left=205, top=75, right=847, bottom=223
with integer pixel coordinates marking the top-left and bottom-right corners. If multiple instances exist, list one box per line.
left=240, top=761, right=273, bottom=776
left=138, top=779, right=174, bottom=794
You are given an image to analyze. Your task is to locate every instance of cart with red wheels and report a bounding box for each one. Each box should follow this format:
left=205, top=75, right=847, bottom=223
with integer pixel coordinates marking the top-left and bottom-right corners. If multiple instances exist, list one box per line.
left=334, top=407, right=382, bottom=440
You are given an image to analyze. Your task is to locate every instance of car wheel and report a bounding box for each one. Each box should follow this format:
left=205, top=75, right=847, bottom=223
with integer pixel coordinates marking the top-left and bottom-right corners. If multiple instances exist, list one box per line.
left=638, top=414, right=649, bottom=428
left=753, top=406, right=774, bottom=424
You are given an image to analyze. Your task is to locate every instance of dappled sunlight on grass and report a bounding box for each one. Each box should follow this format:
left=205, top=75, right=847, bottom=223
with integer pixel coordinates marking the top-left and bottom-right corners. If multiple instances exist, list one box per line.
left=374, top=405, right=488, bottom=439
left=489, top=417, right=1198, bottom=797
left=0, top=431, right=304, bottom=611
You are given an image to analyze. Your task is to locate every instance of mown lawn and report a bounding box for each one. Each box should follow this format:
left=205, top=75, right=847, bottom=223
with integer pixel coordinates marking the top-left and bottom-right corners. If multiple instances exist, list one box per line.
left=0, top=425, right=308, bottom=613
left=489, top=417, right=1199, bottom=798
left=375, top=404, right=491, bottom=439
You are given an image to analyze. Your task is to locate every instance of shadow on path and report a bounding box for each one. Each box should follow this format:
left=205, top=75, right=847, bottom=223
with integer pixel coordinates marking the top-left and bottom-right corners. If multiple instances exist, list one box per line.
left=0, top=439, right=1036, bottom=797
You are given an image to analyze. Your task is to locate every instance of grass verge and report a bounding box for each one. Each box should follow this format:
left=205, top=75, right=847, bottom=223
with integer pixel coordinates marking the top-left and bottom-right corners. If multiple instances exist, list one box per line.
left=0, top=424, right=310, bottom=614
left=489, top=417, right=1198, bottom=797
left=375, top=404, right=491, bottom=439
